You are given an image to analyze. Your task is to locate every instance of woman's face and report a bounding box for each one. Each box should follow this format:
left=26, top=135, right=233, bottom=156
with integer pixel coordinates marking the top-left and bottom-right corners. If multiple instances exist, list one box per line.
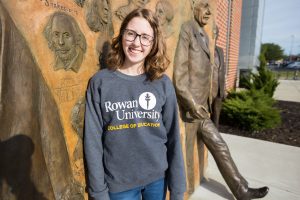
left=122, top=17, right=154, bottom=68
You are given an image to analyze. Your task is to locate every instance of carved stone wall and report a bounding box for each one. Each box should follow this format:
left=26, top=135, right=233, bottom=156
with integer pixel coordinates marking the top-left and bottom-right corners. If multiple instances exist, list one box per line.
left=0, top=0, right=222, bottom=199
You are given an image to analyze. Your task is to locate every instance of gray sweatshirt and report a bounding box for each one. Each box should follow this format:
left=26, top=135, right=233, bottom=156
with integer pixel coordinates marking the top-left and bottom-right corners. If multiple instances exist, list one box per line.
left=84, top=69, right=186, bottom=200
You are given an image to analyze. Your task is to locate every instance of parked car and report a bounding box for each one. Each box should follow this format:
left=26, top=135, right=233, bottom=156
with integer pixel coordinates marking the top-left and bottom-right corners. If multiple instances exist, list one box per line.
left=282, top=61, right=293, bottom=67
left=286, top=61, right=300, bottom=69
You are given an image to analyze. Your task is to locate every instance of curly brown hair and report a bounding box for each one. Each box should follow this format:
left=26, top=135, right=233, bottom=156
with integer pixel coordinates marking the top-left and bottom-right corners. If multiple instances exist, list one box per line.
left=106, top=8, right=170, bottom=81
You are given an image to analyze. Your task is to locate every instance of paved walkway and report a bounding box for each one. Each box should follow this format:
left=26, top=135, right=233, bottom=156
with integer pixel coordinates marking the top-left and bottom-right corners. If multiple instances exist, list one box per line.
left=273, top=80, right=300, bottom=102
left=189, top=134, right=300, bottom=200
left=189, top=80, right=300, bottom=200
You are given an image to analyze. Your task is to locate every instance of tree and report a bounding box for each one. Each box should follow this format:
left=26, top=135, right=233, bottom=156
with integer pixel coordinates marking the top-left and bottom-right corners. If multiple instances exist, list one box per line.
left=261, top=43, right=284, bottom=62
left=222, top=49, right=281, bottom=131
left=240, top=50, right=279, bottom=97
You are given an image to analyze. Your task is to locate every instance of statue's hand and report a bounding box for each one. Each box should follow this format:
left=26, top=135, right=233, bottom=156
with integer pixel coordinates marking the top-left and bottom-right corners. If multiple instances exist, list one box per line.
left=189, top=104, right=210, bottom=120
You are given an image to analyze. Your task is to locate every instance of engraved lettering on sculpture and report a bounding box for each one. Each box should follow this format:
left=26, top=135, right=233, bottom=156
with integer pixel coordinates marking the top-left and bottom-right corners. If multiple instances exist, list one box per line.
left=41, top=0, right=78, bottom=14
left=54, top=78, right=82, bottom=103
left=40, top=0, right=49, bottom=6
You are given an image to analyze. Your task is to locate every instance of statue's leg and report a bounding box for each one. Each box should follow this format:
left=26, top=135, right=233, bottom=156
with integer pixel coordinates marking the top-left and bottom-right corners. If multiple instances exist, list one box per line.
left=211, top=97, right=222, bottom=129
left=185, top=122, right=198, bottom=195
left=196, top=126, right=206, bottom=183
left=200, top=119, right=248, bottom=199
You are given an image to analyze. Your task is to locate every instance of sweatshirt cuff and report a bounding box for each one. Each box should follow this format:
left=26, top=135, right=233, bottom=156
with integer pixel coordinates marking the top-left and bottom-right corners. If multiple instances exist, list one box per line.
left=89, top=191, right=110, bottom=200
left=170, top=192, right=184, bottom=200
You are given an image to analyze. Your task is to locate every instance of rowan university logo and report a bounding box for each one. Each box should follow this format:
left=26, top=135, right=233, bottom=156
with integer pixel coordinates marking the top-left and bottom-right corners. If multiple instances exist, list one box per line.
left=104, top=92, right=160, bottom=122
left=139, top=92, right=156, bottom=110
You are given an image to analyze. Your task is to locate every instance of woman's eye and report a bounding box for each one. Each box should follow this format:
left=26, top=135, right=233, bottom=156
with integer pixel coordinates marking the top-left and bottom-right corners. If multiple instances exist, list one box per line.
left=142, top=35, right=151, bottom=41
left=127, top=30, right=135, bottom=36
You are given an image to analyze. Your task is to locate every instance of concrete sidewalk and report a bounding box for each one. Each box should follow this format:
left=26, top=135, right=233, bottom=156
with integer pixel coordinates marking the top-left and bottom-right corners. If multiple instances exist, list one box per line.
left=273, top=80, right=300, bottom=102
left=189, top=134, right=300, bottom=200
left=189, top=80, right=300, bottom=200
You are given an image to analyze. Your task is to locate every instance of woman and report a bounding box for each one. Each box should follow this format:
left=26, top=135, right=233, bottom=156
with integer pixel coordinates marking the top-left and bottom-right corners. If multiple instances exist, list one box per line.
left=84, top=8, right=186, bottom=200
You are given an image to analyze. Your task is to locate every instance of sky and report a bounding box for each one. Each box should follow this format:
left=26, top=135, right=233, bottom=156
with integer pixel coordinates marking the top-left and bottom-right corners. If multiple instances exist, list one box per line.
left=262, top=0, right=300, bottom=55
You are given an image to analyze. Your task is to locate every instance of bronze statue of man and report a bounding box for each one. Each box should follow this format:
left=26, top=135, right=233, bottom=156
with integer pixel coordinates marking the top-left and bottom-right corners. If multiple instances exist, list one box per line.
left=173, top=0, right=269, bottom=199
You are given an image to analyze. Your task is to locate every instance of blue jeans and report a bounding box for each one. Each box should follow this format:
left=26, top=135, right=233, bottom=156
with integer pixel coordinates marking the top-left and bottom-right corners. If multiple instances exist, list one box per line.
left=109, top=178, right=166, bottom=200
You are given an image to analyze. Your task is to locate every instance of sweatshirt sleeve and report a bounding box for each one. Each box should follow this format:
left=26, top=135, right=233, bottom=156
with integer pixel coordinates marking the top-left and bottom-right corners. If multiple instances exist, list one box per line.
left=84, top=78, right=110, bottom=200
left=162, top=80, right=186, bottom=200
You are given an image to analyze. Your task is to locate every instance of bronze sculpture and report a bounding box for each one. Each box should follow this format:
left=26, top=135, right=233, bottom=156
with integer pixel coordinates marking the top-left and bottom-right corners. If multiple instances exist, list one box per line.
left=173, top=0, right=269, bottom=199
left=74, top=0, right=85, bottom=7
left=86, top=0, right=114, bottom=68
left=211, top=24, right=225, bottom=128
left=115, top=0, right=150, bottom=20
left=71, top=97, right=85, bottom=161
left=44, top=12, right=86, bottom=73
left=0, top=3, right=83, bottom=199
left=155, top=0, right=174, bottom=38
left=86, top=0, right=114, bottom=35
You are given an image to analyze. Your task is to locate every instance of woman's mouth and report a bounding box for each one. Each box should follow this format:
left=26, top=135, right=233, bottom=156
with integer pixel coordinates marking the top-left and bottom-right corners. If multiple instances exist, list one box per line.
left=129, top=47, right=142, bottom=54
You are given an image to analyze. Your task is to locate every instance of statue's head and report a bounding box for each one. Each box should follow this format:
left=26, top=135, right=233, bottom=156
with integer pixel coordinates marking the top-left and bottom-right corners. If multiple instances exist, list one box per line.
left=96, top=0, right=110, bottom=24
left=192, top=0, right=211, bottom=27
left=44, top=12, right=86, bottom=64
left=155, top=0, right=174, bottom=26
left=86, top=0, right=114, bottom=35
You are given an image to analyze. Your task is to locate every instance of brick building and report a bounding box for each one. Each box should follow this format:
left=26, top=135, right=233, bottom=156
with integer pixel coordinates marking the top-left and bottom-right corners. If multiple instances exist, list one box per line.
left=215, top=0, right=243, bottom=90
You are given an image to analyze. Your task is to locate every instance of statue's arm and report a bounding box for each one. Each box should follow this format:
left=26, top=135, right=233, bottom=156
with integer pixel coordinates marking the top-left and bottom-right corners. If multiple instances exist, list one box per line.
left=173, top=25, right=194, bottom=110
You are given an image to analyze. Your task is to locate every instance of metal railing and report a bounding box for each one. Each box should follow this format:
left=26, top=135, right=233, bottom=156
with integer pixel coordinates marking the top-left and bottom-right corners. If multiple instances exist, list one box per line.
left=271, top=69, right=299, bottom=80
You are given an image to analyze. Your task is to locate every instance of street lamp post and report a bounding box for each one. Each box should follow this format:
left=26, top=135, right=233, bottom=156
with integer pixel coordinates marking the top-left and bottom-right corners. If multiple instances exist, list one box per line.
left=289, top=35, right=295, bottom=61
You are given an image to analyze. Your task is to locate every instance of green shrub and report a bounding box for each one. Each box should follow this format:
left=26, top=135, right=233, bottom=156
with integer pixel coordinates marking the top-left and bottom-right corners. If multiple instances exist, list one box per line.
left=222, top=89, right=281, bottom=131
left=222, top=49, right=281, bottom=131
left=248, top=65, right=279, bottom=97
left=240, top=51, right=279, bottom=97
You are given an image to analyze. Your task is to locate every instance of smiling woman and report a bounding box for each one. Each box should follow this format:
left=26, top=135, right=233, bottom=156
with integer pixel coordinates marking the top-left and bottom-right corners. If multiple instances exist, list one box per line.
left=107, top=9, right=169, bottom=80
left=84, top=8, right=186, bottom=200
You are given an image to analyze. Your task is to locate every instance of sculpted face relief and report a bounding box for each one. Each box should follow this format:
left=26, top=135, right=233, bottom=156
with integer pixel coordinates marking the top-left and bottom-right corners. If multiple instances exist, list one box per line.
left=51, top=16, right=77, bottom=62
left=44, top=12, right=86, bottom=72
left=98, top=0, right=109, bottom=24
left=155, top=2, right=166, bottom=25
